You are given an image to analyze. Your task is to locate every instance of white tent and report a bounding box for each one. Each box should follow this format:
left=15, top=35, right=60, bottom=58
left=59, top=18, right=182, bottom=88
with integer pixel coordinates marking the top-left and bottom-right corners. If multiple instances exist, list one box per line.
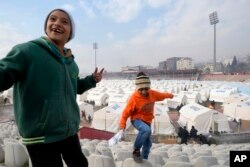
left=223, top=93, right=250, bottom=104
left=78, top=92, right=88, bottom=102
left=190, top=87, right=210, bottom=102
left=105, top=88, right=124, bottom=96
left=156, top=87, right=174, bottom=94
left=107, top=93, right=131, bottom=106
left=156, top=94, right=187, bottom=109
left=152, top=104, right=176, bottom=135
left=92, top=103, right=130, bottom=133
left=178, top=103, right=212, bottom=134
left=0, top=88, right=13, bottom=105
left=223, top=101, right=250, bottom=120
left=78, top=101, right=94, bottom=122
left=86, top=92, right=109, bottom=106
left=168, top=94, right=187, bottom=109
left=178, top=103, right=231, bottom=134
left=92, top=102, right=175, bottom=135
left=209, top=88, right=236, bottom=103
left=212, top=110, right=231, bottom=132
left=157, top=86, right=179, bottom=94
left=121, top=88, right=134, bottom=95
left=179, top=91, right=202, bottom=104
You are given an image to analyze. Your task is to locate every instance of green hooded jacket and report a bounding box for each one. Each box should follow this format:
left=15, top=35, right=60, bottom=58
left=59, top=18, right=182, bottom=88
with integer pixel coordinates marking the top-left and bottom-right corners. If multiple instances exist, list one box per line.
left=0, top=37, right=96, bottom=145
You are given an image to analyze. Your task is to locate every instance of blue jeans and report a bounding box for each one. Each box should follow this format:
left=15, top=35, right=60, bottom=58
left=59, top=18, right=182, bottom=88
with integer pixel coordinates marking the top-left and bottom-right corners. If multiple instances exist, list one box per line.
left=132, top=119, right=152, bottom=159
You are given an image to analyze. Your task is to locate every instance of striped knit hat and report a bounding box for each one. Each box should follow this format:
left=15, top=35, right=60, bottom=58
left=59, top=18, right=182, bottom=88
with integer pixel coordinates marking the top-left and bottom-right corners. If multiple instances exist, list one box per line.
left=135, top=72, right=151, bottom=90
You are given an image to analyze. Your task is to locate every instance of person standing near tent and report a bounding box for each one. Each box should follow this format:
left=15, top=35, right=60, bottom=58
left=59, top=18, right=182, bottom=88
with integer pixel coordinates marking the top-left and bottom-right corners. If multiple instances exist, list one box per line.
left=208, top=100, right=215, bottom=109
left=198, top=134, right=208, bottom=144
left=0, top=8, right=104, bottom=167
left=119, top=72, right=174, bottom=163
left=181, top=126, right=189, bottom=144
left=177, top=127, right=183, bottom=144
left=189, top=125, right=198, bottom=143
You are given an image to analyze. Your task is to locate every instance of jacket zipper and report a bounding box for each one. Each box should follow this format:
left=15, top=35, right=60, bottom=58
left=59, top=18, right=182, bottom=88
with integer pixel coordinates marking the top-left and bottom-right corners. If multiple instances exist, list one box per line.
left=64, top=64, right=70, bottom=136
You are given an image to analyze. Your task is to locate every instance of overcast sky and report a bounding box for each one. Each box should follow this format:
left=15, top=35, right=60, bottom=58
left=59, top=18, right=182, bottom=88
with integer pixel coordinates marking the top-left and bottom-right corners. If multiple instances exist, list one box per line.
left=0, top=0, right=249, bottom=73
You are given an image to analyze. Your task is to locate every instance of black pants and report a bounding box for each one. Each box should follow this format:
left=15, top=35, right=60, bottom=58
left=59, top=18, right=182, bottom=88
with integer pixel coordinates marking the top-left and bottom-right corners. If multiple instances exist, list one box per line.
left=26, top=134, right=88, bottom=167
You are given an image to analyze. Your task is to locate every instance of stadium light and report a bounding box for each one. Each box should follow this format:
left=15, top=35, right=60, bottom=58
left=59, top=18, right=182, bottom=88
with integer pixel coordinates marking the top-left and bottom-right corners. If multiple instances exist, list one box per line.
left=93, top=42, right=98, bottom=68
left=209, top=11, right=219, bottom=72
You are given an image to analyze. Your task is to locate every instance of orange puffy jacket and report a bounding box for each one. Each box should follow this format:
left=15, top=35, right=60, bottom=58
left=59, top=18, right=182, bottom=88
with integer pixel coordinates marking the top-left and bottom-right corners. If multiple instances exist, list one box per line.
left=119, top=89, right=173, bottom=129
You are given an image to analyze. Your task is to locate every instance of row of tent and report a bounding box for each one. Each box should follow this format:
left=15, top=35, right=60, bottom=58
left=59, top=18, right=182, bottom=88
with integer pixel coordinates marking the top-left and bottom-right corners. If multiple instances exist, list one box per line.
left=90, top=102, right=232, bottom=136
left=77, top=80, right=250, bottom=136
left=1, top=80, right=241, bottom=108
left=91, top=102, right=176, bottom=135
left=78, top=80, right=239, bottom=108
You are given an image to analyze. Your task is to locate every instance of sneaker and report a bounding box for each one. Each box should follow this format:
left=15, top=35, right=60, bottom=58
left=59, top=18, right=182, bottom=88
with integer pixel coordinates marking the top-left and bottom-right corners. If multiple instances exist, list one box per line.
left=132, top=149, right=143, bottom=163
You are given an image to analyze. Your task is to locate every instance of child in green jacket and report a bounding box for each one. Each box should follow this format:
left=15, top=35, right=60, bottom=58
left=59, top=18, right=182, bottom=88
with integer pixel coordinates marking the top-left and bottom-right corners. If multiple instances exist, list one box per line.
left=0, top=8, right=104, bottom=167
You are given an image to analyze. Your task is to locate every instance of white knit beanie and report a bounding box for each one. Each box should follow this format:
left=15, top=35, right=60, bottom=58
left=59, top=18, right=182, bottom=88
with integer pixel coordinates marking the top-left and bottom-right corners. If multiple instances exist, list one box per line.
left=44, top=8, right=75, bottom=42
left=135, top=72, right=151, bottom=90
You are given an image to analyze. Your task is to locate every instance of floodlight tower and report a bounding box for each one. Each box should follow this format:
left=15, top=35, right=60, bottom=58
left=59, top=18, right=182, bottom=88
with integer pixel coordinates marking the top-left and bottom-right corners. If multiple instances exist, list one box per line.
left=209, top=11, right=219, bottom=72
left=93, top=42, right=98, bottom=68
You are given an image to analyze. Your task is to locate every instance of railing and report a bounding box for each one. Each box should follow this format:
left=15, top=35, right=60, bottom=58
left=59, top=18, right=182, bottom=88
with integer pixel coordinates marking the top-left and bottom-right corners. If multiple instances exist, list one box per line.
left=212, top=132, right=250, bottom=144
left=78, top=127, right=114, bottom=140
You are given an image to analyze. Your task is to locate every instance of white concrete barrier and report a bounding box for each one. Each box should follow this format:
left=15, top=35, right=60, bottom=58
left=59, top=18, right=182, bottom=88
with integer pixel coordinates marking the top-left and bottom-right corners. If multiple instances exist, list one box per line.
left=148, top=153, right=165, bottom=167
left=88, top=154, right=116, bottom=167
left=0, top=145, right=4, bottom=163
left=4, top=139, right=29, bottom=167
left=120, top=158, right=153, bottom=167
left=194, top=156, right=218, bottom=167
left=164, top=161, right=193, bottom=167
left=167, top=155, right=190, bottom=163
left=116, top=151, right=132, bottom=161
